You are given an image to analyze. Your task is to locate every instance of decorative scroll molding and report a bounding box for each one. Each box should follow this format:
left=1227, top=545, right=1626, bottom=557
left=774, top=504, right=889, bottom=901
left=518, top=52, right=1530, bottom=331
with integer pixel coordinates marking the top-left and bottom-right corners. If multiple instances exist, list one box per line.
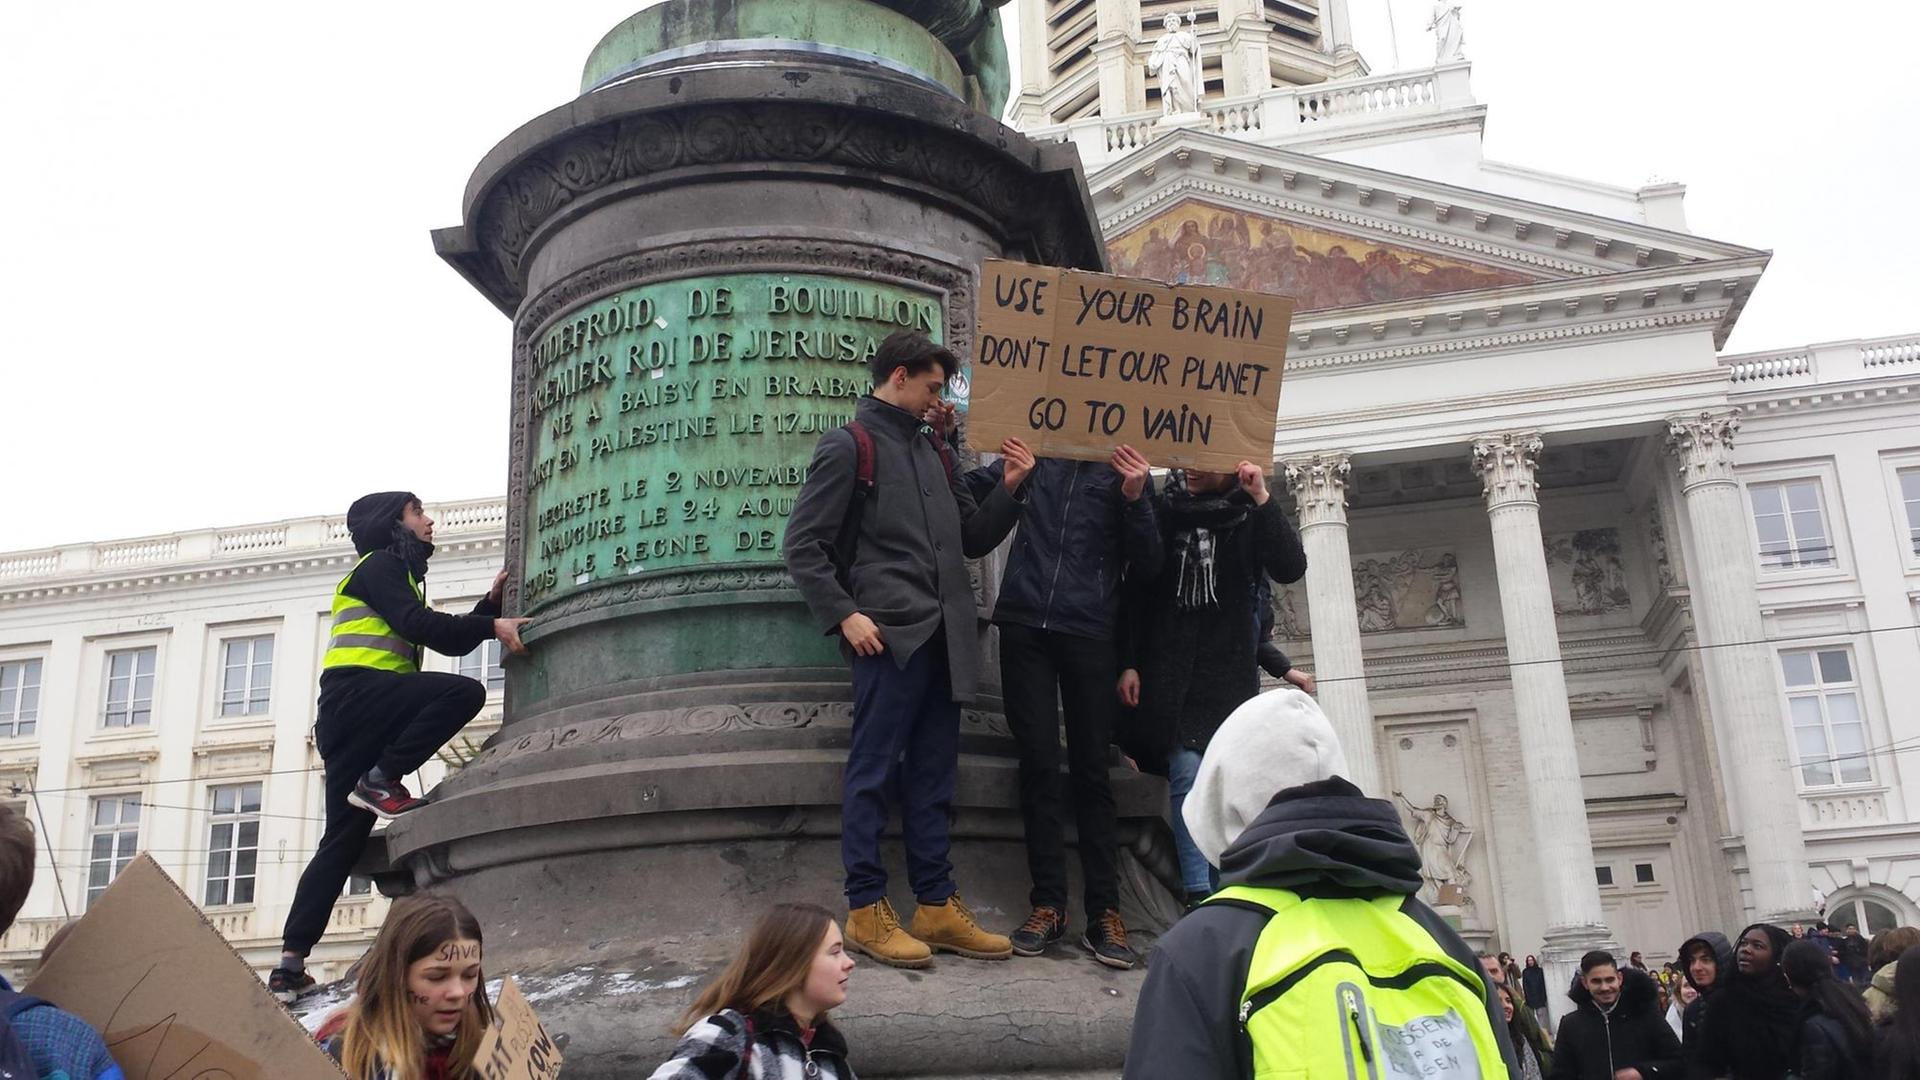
left=465, top=700, right=1012, bottom=770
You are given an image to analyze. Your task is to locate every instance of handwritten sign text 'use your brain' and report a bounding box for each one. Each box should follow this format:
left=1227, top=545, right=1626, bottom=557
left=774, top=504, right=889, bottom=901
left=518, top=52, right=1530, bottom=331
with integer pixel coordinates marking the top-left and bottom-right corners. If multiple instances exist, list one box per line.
left=966, top=259, right=1293, bottom=472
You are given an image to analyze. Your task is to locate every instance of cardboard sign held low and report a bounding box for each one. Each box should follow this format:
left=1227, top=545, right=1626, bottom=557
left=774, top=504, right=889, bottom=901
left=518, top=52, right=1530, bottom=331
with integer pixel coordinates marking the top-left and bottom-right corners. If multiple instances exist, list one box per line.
left=27, top=853, right=345, bottom=1079
left=966, top=258, right=1294, bottom=473
left=473, top=976, right=563, bottom=1080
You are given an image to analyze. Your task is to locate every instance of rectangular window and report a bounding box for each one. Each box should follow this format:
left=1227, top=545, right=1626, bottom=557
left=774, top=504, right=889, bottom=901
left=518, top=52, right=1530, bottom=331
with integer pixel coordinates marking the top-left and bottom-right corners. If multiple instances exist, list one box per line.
left=344, top=875, right=374, bottom=898
left=1748, top=479, right=1834, bottom=570
left=1595, top=865, right=1614, bottom=887
left=1634, top=862, right=1656, bottom=884
left=218, top=636, right=274, bottom=717
left=102, top=647, right=157, bottom=728
left=0, top=659, right=42, bottom=738
left=1781, top=648, right=1873, bottom=787
left=87, top=794, right=142, bottom=907
left=203, top=782, right=262, bottom=906
left=457, top=639, right=504, bottom=693
left=1900, top=468, right=1920, bottom=557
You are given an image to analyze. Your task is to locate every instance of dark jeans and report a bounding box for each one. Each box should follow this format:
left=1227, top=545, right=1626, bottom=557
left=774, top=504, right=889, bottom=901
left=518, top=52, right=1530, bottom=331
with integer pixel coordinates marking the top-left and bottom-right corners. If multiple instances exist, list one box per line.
left=999, top=623, right=1120, bottom=918
left=843, top=636, right=959, bottom=909
left=280, top=669, right=485, bottom=957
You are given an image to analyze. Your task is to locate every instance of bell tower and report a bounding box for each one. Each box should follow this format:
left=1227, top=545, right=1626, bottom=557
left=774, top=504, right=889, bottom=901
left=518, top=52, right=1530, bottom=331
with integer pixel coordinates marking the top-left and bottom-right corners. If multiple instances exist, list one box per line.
left=1011, top=0, right=1364, bottom=126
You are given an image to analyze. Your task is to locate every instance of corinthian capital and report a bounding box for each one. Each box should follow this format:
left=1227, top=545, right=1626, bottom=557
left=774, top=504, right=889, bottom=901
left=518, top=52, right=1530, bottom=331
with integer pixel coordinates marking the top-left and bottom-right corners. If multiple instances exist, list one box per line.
left=1283, top=453, right=1352, bottom=528
left=1472, top=431, right=1544, bottom=510
left=1665, top=411, right=1740, bottom=490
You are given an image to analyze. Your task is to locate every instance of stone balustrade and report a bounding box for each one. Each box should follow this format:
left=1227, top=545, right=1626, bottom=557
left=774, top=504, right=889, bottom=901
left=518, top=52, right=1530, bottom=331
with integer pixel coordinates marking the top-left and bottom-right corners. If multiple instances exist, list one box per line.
left=1722, top=333, right=1920, bottom=389
left=1039, top=61, right=1475, bottom=170
left=1802, top=789, right=1890, bottom=829
left=0, top=498, right=510, bottom=584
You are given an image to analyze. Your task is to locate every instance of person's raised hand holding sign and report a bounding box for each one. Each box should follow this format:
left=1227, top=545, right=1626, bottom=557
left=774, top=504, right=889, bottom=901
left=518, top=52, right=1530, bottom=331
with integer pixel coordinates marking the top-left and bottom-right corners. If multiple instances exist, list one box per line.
left=1235, top=460, right=1271, bottom=506
left=1110, top=445, right=1153, bottom=502
left=1000, top=437, right=1035, bottom=491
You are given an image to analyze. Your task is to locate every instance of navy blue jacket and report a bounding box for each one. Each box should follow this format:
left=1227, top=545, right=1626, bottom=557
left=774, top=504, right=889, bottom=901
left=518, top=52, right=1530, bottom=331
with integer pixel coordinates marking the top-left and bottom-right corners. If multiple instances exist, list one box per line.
left=965, top=456, right=1162, bottom=641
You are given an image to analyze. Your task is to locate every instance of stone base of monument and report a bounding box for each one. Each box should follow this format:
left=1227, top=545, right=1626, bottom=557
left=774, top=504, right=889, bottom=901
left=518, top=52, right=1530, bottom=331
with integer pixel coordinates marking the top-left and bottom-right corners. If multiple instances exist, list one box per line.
left=351, top=783, right=1177, bottom=1077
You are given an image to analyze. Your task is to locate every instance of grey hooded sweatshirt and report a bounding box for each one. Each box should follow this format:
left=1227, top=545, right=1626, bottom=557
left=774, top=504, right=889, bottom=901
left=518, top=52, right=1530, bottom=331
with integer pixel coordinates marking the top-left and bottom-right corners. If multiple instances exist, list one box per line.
left=1123, top=777, right=1519, bottom=1079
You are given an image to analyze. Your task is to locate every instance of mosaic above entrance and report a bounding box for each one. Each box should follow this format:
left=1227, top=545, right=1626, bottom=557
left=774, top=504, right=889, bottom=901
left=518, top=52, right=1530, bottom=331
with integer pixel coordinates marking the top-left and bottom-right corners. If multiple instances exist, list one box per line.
left=1106, top=199, right=1536, bottom=310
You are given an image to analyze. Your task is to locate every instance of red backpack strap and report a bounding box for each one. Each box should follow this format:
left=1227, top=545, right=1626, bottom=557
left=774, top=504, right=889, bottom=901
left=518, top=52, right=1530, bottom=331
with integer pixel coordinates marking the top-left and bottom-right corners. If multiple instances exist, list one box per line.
left=846, top=421, right=876, bottom=492
left=923, top=427, right=957, bottom=483
left=834, top=422, right=876, bottom=587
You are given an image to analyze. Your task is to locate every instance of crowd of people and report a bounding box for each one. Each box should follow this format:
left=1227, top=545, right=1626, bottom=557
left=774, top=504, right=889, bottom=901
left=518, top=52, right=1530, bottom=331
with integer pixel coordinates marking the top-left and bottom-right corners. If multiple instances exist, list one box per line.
left=6, top=328, right=1920, bottom=1080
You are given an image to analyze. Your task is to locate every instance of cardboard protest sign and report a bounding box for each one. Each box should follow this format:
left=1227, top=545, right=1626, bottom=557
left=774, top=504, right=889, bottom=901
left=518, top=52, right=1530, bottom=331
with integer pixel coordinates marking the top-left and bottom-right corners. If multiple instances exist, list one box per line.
left=966, top=258, right=1294, bottom=472
left=27, top=853, right=345, bottom=1079
left=473, top=976, right=563, bottom=1080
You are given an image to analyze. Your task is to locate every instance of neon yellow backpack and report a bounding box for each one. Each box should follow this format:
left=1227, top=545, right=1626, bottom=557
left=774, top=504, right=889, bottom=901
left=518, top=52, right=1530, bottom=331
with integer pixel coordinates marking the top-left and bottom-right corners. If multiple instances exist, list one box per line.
left=1205, top=884, right=1506, bottom=1080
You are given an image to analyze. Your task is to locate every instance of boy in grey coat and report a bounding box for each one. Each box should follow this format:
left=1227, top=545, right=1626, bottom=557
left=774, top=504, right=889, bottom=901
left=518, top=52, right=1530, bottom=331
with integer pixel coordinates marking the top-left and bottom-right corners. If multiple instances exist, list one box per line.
left=782, top=330, right=1032, bottom=967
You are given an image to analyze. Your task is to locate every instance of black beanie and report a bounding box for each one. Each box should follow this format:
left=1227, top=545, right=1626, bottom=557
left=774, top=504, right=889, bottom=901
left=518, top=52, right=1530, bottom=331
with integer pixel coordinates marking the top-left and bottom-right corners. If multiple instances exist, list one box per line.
left=346, top=491, right=417, bottom=556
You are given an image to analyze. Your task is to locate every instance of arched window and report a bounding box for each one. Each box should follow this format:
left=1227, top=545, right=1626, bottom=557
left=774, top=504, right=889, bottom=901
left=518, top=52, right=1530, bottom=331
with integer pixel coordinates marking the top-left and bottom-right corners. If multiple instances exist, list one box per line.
left=1827, top=889, right=1908, bottom=936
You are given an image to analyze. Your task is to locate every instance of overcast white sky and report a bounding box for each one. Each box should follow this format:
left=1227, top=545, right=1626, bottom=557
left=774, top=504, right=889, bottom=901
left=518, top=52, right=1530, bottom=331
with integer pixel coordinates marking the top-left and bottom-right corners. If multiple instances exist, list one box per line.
left=2, top=1, right=1913, bottom=551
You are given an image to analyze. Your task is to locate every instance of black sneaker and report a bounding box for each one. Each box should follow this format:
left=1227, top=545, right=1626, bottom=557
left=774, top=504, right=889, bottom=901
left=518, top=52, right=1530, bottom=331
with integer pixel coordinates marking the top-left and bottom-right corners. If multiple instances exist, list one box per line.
left=269, top=966, right=318, bottom=1004
left=346, top=775, right=426, bottom=820
left=1082, top=909, right=1138, bottom=970
left=1009, top=905, right=1066, bottom=957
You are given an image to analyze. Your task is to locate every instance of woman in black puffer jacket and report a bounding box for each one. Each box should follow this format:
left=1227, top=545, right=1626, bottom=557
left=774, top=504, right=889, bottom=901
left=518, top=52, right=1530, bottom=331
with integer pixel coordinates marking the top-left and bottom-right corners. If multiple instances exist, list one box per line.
left=1695, top=924, right=1802, bottom=1080
left=1782, top=939, right=1872, bottom=1080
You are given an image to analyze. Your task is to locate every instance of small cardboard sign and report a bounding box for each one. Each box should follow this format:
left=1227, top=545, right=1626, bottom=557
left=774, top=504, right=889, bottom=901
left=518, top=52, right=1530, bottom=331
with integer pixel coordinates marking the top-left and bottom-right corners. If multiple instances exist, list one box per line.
left=473, top=976, right=563, bottom=1080
left=26, top=853, right=345, bottom=1079
left=966, top=258, right=1294, bottom=472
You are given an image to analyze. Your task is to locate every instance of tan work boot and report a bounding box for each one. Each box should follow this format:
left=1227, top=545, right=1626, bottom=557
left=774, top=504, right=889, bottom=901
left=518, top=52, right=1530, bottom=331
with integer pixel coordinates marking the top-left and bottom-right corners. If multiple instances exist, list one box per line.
left=911, top=893, right=1013, bottom=960
left=846, top=898, right=933, bottom=969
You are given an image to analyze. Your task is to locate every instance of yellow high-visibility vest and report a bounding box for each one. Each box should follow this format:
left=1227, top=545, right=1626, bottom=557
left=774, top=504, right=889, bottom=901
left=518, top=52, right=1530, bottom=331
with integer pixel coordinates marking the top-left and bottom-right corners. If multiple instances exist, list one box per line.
left=321, top=553, right=423, bottom=674
left=1206, top=884, right=1507, bottom=1080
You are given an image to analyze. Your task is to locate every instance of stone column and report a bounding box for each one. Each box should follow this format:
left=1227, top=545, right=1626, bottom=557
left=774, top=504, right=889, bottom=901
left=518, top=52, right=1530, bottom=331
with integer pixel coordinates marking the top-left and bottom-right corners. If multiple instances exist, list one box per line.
left=1011, top=0, right=1052, bottom=126
left=1216, top=0, right=1271, bottom=98
left=1665, top=412, right=1816, bottom=923
left=1473, top=432, right=1615, bottom=1019
left=1095, top=0, right=1144, bottom=114
left=1283, top=453, right=1382, bottom=795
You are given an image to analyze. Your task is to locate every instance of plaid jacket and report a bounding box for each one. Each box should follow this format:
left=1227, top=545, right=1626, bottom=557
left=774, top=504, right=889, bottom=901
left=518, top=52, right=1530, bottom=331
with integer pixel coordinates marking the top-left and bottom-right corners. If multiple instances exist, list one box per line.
left=0, top=976, right=125, bottom=1080
left=647, top=1007, right=854, bottom=1080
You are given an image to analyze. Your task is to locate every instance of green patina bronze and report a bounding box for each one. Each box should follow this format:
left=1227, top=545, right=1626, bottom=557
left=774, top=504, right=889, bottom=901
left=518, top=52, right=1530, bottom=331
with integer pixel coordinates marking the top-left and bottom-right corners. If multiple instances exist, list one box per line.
left=523, top=272, right=946, bottom=612
left=581, top=0, right=1009, bottom=115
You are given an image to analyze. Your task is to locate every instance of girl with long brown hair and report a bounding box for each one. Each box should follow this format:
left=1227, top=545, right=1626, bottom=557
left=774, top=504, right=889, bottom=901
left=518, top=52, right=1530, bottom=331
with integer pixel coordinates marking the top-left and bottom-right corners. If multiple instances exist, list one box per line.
left=649, top=902, right=859, bottom=1079
left=315, top=894, right=493, bottom=1080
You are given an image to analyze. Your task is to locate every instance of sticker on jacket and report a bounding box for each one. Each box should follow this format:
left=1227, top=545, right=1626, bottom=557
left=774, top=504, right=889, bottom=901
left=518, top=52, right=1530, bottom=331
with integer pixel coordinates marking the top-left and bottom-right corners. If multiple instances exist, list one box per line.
left=1371, top=1008, right=1482, bottom=1080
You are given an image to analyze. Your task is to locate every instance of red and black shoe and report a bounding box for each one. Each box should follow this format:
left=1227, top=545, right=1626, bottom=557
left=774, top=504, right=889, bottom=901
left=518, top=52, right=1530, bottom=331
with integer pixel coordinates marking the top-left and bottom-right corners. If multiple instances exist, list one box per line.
left=346, top=775, right=426, bottom=821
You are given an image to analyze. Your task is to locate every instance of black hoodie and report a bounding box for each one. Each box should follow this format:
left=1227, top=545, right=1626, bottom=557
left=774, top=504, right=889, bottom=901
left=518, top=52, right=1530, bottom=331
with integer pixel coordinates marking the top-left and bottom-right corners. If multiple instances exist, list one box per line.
left=1552, top=966, right=1682, bottom=1080
left=1122, top=778, right=1518, bottom=1079
left=1675, top=930, right=1733, bottom=1071
left=1696, top=924, right=1800, bottom=1080
left=324, top=493, right=498, bottom=688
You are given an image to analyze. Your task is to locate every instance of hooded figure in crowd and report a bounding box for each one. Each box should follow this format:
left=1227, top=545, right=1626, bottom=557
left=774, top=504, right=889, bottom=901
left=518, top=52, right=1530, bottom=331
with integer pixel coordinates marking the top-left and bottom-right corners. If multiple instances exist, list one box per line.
left=1551, top=952, right=1682, bottom=1080
left=1122, top=689, right=1516, bottom=1079
left=271, top=492, right=526, bottom=1003
left=1695, top=923, right=1802, bottom=1080
left=1670, top=930, right=1734, bottom=1062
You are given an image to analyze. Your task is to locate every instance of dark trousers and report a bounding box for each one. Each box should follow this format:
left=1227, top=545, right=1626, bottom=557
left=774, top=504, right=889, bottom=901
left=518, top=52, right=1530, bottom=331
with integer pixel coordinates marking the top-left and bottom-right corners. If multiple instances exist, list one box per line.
left=842, top=636, right=959, bottom=909
left=999, top=623, right=1120, bottom=918
left=280, top=669, right=485, bottom=956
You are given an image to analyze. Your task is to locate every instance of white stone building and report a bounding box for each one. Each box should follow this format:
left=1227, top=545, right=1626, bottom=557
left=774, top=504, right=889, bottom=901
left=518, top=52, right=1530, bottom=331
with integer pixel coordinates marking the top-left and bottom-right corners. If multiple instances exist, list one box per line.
left=1009, top=0, right=1920, bottom=1006
left=2, top=1, right=1917, bottom=1021
left=0, top=501, right=508, bottom=985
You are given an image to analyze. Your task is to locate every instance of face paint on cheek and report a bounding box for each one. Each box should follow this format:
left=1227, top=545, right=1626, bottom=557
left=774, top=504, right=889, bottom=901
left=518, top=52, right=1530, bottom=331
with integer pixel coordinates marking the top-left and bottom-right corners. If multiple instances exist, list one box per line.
left=411, top=993, right=433, bottom=1006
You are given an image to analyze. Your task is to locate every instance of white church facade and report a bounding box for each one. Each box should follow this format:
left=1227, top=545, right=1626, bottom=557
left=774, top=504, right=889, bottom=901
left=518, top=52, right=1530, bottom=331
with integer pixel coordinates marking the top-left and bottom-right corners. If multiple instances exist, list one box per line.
left=2, top=0, right=1918, bottom=1013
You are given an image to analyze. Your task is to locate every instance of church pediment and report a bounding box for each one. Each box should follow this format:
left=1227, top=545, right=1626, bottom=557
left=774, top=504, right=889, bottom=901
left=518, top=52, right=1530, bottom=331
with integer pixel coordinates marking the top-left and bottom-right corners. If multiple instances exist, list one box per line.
left=1106, top=197, right=1536, bottom=311
left=1086, top=129, right=1768, bottom=320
